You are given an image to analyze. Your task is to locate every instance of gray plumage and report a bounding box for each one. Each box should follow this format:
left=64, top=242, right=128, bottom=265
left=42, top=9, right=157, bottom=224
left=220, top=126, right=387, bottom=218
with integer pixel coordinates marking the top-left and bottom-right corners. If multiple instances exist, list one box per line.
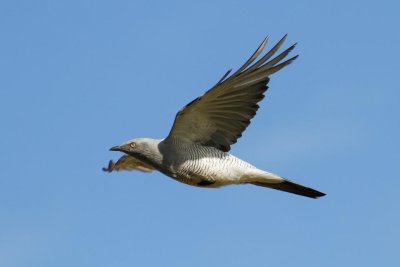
left=104, top=35, right=326, bottom=199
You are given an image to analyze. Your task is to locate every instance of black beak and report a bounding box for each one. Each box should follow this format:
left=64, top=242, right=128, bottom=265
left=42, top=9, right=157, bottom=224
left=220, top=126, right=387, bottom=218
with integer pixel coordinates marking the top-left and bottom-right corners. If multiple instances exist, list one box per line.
left=110, top=145, right=121, bottom=151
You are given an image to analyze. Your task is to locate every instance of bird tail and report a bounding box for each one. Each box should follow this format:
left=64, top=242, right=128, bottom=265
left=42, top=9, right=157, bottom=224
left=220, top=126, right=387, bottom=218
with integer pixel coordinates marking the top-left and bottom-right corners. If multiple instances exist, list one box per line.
left=251, top=179, right=326, bottom=199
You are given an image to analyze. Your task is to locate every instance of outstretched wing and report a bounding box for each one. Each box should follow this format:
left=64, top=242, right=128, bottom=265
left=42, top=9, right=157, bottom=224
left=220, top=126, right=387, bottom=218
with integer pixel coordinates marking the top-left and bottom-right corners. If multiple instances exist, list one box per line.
left=102, top=155, right=154, bottom=173
left=167, top=35, right=298, bottom=152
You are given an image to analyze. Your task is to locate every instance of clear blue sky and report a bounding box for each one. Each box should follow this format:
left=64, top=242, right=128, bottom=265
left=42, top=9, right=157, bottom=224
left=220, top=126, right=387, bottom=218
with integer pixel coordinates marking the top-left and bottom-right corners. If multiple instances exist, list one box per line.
left=1, top=0, right=399, bottom=266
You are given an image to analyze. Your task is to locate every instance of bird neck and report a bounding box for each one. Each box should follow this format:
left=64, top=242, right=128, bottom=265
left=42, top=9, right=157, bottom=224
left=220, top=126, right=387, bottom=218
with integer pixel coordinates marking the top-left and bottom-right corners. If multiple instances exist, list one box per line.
left=131, top=139, right=164, bottom=169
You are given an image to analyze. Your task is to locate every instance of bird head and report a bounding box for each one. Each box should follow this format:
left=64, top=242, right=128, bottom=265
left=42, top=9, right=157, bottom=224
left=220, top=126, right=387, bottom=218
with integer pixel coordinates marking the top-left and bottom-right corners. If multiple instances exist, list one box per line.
left=110, top=139, right=143, bottom=155
left=109, top=138, right=161, bottom=159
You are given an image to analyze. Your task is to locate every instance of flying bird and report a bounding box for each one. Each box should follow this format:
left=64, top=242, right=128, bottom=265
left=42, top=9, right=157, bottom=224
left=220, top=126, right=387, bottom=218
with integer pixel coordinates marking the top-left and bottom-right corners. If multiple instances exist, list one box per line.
left=104, top=35, right=326, bottom=199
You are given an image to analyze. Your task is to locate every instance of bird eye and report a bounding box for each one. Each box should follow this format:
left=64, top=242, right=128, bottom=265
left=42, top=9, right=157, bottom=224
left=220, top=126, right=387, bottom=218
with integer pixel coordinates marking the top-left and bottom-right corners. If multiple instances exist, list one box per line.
left=130, top=142, right=136, bottom=148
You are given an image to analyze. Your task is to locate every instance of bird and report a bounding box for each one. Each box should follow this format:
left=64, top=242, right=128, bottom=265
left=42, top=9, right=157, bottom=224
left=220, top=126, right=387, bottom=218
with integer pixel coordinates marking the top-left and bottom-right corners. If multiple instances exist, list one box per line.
left=103, top=35, right=326, bottom=199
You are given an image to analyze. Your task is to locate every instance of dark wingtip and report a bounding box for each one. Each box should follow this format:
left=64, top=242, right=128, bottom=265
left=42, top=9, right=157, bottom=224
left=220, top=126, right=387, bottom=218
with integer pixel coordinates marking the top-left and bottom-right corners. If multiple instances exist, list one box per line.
left=102, top=160, right=115, bottom=172
left=215, top=69, right=233, bottom=85
left=289, top=54, right=299, bottom=62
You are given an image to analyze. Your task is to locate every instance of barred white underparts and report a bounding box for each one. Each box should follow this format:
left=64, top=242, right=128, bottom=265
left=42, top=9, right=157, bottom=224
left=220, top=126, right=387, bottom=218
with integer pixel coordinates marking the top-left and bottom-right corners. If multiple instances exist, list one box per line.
left=174, top=143, right=257, bottom=187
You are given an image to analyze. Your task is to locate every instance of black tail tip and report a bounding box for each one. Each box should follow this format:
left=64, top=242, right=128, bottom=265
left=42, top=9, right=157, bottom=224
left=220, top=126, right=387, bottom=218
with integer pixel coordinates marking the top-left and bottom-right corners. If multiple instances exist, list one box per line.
left=311, top=191, right=326, bottom=199
left=252, top=181, right=326, bottom=199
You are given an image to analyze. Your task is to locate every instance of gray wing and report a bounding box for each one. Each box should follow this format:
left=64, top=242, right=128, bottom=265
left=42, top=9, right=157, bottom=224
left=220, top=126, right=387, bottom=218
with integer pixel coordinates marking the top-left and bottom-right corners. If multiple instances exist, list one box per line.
left=167, top=35, right=298, bottom=152
left=102, top=155, right=154, bottom=172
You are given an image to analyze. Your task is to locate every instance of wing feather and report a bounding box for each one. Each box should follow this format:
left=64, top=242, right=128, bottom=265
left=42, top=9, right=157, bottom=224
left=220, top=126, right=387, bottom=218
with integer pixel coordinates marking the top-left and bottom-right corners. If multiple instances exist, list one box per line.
left=102, top=155, right=154, bottom=172
left=167, top=36, right=298, bottom=152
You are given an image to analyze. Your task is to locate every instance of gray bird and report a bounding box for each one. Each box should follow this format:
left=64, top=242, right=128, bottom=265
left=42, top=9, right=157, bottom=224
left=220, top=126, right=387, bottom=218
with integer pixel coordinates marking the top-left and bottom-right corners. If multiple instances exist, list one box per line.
left=104, top=35, right=326, bottom=199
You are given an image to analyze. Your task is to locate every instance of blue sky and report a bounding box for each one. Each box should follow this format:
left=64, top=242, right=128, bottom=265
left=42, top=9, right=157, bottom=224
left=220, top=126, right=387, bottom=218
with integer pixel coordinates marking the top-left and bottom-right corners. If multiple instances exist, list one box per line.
left=1, top=0, right=399, bottom=266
